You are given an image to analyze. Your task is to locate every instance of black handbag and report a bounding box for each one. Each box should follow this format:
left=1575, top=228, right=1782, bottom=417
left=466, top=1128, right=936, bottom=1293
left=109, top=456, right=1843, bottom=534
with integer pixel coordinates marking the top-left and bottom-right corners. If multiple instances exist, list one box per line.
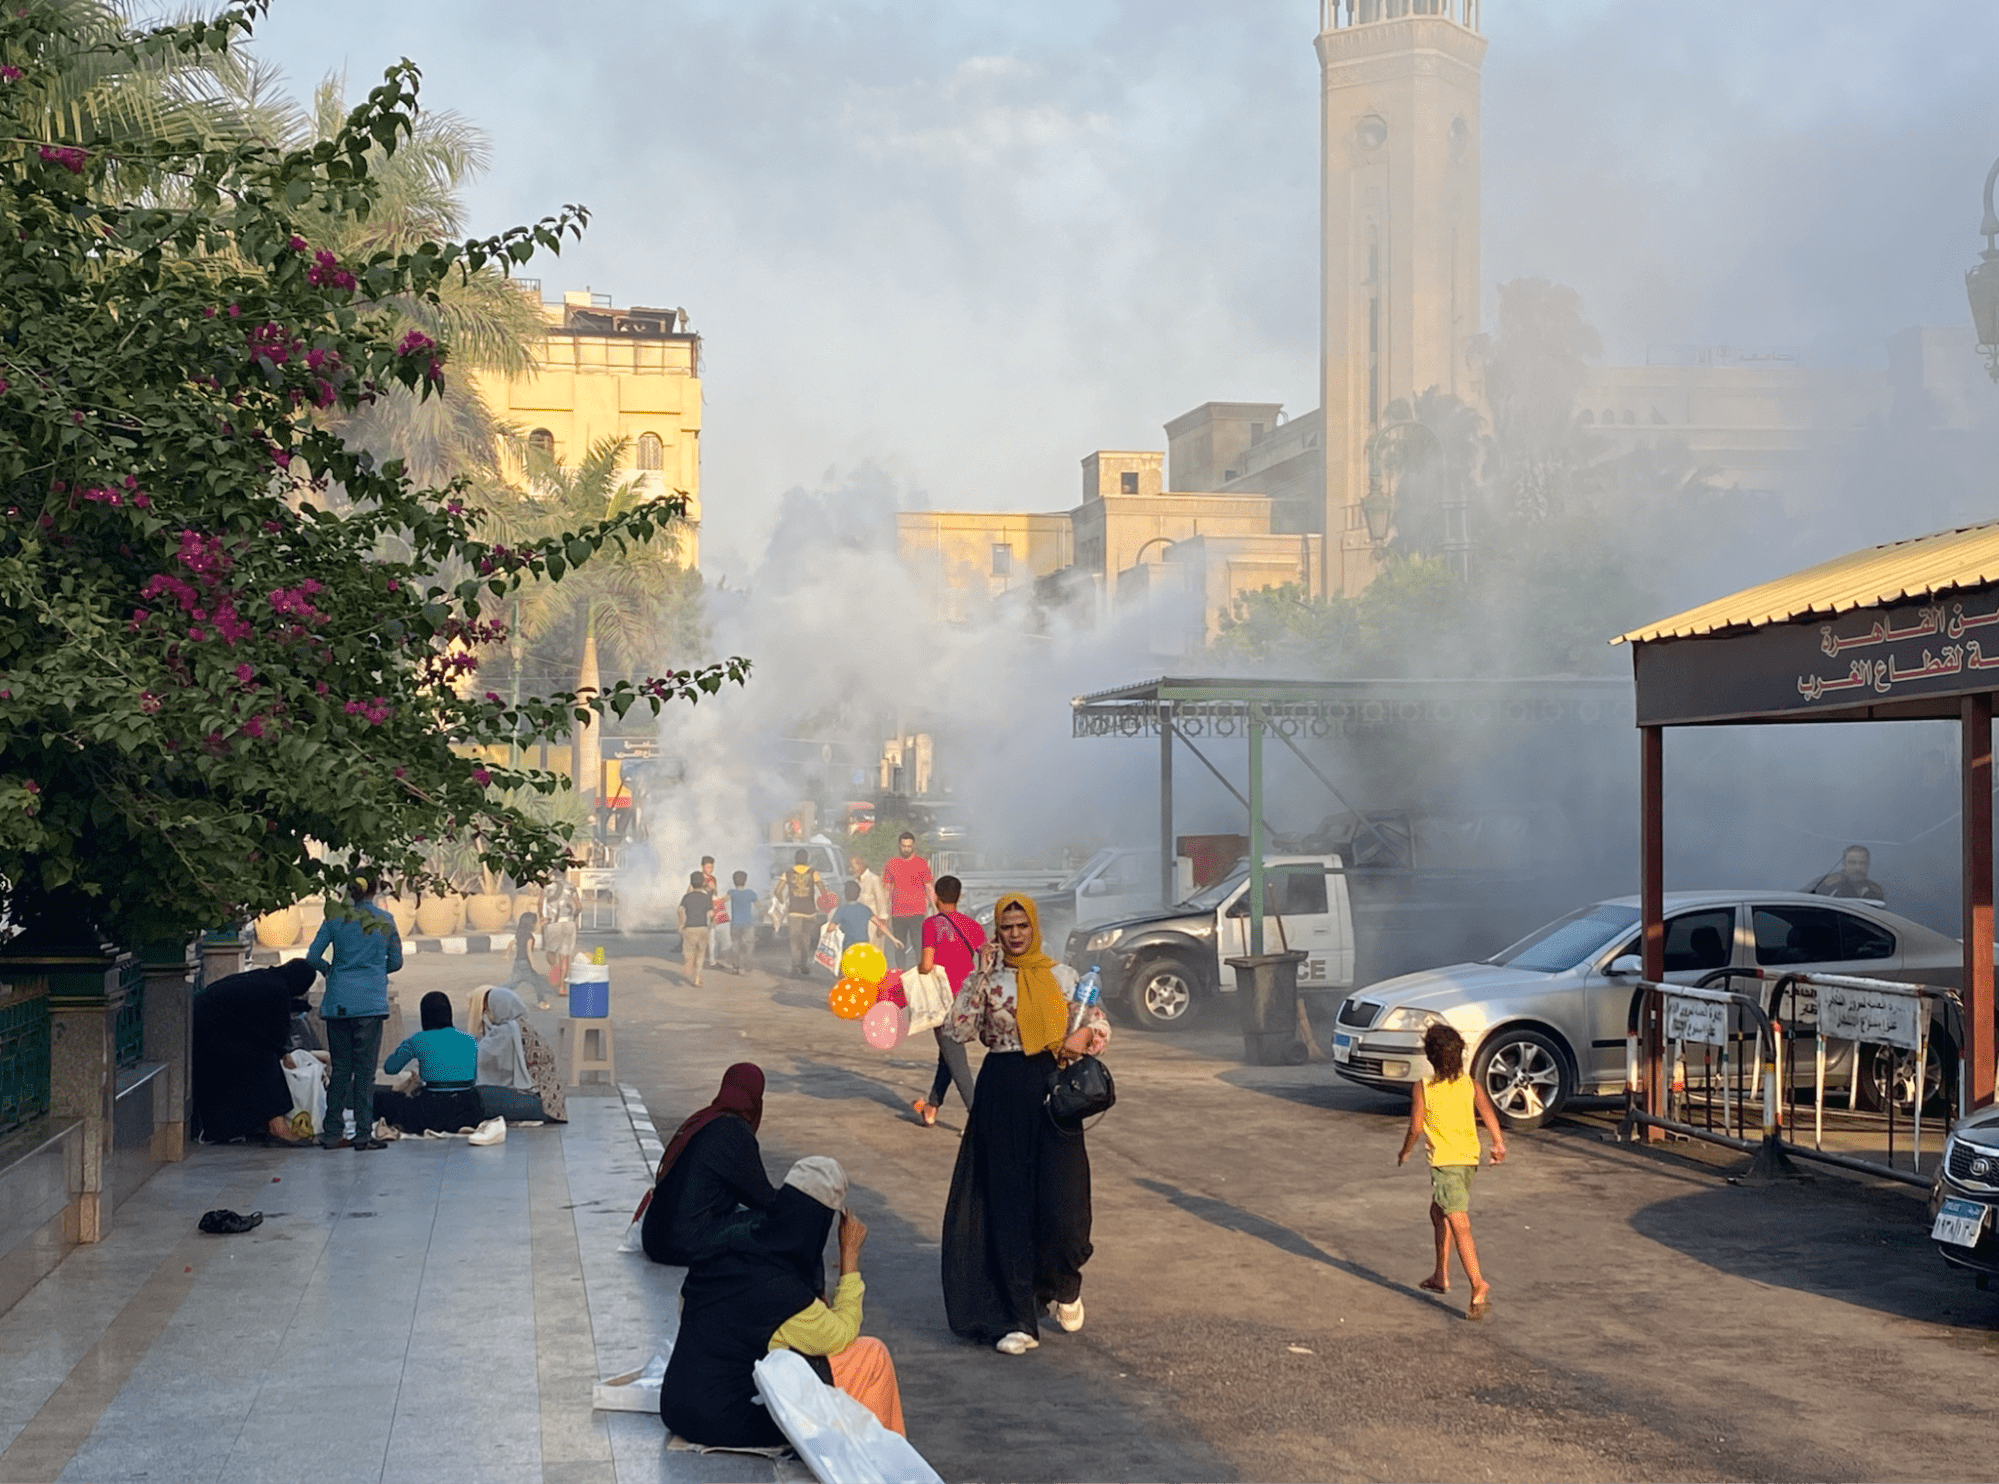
left=1046, top=1053, right=1116, bottom=1130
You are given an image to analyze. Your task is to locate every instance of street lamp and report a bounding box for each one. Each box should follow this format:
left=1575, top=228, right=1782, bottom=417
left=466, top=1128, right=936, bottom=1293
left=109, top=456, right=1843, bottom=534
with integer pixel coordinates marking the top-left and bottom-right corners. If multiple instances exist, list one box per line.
left=1967, top=156, right=1999, bottom=382
left=1360, top=413, right=1442, bottom=550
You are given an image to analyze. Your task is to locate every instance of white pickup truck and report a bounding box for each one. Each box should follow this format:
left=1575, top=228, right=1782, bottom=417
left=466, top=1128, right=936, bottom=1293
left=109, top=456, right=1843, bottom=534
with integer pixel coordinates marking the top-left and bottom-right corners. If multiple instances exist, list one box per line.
left=1054, top=855, right=1357, bottom=1031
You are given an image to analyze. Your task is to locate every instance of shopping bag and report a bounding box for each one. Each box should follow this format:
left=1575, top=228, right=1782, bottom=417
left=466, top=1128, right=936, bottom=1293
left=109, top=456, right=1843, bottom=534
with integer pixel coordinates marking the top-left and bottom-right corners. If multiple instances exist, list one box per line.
left=594, top=1347, right=671, bottom=1412
left=281, top=1050, right=327, bottom=1137
left=903, top=966, right=953, bottom=1036
left=751, top=1349, right=942, bottom=1484
left=712, top=895, right=730, bottom=926
left=814, top=923, right=845, bottom=976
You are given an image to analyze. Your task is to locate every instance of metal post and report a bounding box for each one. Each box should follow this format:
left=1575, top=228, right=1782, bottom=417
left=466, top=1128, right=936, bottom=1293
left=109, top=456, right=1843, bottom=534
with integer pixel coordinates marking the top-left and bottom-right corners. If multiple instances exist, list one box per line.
left=1248, top=703, right=1266, bottom=956
left=1963, top=693, right=1995, bottom=1108
left=1641, top=726, right=1666, bottom=1130
left=1159, top=699, right=1175, bottom=907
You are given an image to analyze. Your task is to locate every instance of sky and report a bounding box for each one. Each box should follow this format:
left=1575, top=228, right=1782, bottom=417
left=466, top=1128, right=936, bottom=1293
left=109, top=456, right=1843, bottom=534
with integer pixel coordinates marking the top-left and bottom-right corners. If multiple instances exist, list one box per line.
left=245, top=0, right=1999, bottom=574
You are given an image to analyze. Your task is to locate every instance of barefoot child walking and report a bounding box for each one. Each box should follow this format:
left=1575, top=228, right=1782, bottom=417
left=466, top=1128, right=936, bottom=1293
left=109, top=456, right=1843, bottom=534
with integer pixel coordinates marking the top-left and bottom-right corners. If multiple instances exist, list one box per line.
left=1397, top=1023, right=1507, bottom=1320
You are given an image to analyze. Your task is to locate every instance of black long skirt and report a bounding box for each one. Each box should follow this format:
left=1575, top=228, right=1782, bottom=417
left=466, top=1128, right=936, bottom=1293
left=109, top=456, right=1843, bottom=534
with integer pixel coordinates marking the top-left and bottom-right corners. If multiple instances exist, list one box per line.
left=372, top=1086, right=484, bottom=1135
left=941, top=1049, right=1093, bottom=1344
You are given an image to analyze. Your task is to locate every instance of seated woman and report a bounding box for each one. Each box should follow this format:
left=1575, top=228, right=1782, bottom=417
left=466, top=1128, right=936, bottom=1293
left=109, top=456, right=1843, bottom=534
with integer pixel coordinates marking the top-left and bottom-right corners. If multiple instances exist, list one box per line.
left=641, top=1063, right=775, bottom=1266
left=372, top=992, right=483, bottom=1135
left=661, top=1157, right=905, bottom=1446
left=192, top=960, right=317, bottom=1144
left=468, top=986, right=567, bottom=1123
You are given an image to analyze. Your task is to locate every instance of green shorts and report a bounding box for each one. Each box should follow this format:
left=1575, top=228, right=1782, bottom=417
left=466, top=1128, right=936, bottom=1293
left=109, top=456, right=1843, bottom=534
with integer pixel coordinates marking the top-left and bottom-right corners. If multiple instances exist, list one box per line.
left=1430, top=1163, right=1477, bottom=1215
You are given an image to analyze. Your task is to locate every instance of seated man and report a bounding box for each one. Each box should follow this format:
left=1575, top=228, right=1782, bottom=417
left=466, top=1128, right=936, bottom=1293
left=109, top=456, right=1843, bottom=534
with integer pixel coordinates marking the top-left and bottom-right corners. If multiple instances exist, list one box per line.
left=661, top=1157, right=905, bottom=1446
left=372, top=992, right=482, bottom=1136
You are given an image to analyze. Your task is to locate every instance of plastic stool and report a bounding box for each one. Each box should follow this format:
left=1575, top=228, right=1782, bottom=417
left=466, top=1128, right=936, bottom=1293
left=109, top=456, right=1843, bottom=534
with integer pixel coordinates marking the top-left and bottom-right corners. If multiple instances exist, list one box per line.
left=561, top=1016, right=617, bottom=1087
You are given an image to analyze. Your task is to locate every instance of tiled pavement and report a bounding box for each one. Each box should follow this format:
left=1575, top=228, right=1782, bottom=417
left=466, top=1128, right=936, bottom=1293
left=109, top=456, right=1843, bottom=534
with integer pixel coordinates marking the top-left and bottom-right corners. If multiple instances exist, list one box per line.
left=0, top=1090, right=790, bottom=1484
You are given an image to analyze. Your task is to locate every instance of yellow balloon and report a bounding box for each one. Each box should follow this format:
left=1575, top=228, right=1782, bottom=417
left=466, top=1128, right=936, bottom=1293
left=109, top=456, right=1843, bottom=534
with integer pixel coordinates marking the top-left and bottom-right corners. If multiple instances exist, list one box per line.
left=840, top=942, right=888, bottom=987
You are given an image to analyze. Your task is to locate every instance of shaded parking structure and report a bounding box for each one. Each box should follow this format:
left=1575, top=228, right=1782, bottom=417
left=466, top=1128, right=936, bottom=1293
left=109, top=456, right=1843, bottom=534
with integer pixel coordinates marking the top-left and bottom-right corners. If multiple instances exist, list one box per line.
left=1617, top=520, right=1999, bottom=1134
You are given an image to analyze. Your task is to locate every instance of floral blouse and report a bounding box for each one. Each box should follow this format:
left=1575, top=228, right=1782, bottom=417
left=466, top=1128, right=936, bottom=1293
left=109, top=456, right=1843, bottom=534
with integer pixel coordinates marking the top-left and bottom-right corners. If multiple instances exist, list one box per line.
left=946, top=962, right=1111, bottom=1056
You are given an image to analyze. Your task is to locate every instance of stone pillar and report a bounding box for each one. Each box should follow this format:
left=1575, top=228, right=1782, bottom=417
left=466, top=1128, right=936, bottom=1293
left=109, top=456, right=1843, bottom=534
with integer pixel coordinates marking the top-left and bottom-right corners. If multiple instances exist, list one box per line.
left=0, top=949, right=130, bottom=1244
left=140, top=940, right=195, bottom=1163
left=198, top=925, right=252, bottom=988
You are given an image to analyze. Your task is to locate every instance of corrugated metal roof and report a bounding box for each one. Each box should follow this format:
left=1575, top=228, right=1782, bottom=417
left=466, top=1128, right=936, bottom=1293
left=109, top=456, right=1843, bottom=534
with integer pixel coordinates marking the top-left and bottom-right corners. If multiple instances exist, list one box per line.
left=1615, top=520, right=1999, bottom=645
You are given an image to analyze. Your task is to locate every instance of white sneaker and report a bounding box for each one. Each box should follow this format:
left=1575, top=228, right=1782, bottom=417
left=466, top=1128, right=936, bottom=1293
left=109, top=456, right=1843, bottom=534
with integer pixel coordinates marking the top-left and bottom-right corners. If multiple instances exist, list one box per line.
left=1051, top=1299, right=1085, bottom=1333
left=468, top=1117, right=507, bottom=1146
left=994, top=1331, right=1039, bottom=1355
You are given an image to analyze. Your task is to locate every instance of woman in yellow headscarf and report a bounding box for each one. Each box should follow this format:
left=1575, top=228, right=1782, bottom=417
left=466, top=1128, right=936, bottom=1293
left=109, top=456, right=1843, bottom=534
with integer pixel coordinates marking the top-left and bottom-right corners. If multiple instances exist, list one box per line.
left=940, top=893, right=1111, bottom=1355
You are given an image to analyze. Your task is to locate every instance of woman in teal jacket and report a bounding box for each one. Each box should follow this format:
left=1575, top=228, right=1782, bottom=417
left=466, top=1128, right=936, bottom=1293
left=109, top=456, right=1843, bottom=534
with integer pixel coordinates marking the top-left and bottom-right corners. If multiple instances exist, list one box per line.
left=306, top=874, right=403, bottom=1149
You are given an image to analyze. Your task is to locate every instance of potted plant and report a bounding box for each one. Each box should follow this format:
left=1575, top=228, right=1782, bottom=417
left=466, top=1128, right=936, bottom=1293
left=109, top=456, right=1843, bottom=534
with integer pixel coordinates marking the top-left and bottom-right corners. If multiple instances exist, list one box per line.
left=466, top=866, right=513, bottom=932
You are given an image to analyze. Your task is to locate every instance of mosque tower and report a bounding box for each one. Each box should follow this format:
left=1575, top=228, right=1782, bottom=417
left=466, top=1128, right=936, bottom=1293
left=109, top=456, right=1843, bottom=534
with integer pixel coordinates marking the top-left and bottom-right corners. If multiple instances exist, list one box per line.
left=1317, top=0, right=1486, bottom=597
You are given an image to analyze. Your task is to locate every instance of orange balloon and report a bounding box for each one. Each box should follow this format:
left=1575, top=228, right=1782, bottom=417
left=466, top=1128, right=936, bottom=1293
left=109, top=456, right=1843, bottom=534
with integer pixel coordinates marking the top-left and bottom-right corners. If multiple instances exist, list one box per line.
left=828, top=976, right=875, bottom=1020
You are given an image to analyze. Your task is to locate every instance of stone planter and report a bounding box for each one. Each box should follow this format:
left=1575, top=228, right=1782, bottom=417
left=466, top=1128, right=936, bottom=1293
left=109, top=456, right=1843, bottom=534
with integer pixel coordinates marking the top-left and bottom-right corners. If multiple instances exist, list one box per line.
left=465, top=893, right=512, bottom=932
left=513, top=891, right=541, bottom=924
left=414, top=894, right=464, bottom=938
left=253, top=906, right=303, bottom=949
left=381, top=896, right=418, bottom=938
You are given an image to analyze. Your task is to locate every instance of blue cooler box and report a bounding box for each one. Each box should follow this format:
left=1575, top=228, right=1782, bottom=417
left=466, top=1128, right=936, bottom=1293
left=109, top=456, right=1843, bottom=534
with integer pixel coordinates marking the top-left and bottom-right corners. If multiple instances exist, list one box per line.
left=568, top=963, right=610, bottom=1018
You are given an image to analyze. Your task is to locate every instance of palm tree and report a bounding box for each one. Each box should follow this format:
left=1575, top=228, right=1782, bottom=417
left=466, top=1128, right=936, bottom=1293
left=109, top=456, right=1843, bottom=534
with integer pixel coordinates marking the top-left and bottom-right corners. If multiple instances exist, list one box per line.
left=489, top=436, right=703, bottom=798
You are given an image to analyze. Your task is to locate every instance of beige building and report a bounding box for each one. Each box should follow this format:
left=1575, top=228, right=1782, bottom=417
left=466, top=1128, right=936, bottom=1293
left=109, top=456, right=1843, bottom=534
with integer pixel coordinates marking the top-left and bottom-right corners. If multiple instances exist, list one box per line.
left=470, top=289, right=704, bottom=566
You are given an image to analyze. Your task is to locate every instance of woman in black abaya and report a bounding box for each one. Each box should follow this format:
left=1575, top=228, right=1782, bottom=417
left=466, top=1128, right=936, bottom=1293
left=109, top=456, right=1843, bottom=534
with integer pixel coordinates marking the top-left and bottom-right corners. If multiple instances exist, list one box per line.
left=940, top=894, right=1110, bottom=1355
left=191, top=959, right=316, bottom=1143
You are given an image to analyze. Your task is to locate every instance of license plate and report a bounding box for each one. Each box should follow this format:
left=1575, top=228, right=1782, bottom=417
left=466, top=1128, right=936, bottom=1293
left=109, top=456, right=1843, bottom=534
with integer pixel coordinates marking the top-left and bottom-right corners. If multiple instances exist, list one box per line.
left=1934, top=1197, right=1989, bottom=1248
left=1332, top=1033, right=1353, bottom=1063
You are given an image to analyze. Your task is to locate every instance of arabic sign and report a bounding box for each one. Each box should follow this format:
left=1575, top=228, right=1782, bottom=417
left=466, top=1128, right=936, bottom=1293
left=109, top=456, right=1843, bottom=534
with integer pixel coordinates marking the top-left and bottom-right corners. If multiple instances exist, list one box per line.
left=1816, top=984, right=1924, bottom=1051
left=1663, top=994, right=1729, bottom=1047
left=1634, top=588, right=1999, bottom=727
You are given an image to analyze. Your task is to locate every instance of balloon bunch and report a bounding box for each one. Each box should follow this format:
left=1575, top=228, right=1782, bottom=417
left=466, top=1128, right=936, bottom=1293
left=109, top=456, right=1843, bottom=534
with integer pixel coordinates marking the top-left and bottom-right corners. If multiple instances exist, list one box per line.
left=827, top=941, right=909, bottom=1049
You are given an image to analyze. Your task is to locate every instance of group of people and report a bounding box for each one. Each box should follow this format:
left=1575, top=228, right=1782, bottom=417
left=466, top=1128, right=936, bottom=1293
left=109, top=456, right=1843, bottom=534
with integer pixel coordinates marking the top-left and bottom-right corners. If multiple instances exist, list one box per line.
left=675, top=856, right=761, bottom=987
left=636, top=890, right=1114, bottom=1450
left=191, top=874, right=569, bottom=1149
left=771, top=833, right=935, bottom=980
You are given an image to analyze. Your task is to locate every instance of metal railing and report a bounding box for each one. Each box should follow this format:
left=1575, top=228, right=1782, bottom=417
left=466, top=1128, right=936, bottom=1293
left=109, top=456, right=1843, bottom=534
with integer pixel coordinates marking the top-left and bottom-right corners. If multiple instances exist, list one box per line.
left=113, top=954, right=145, bottom=1070
left=0, top=988, right=51, bottom=1135
left=1618, top=969, right=1959, bottom=1189
left=1322, top=0, right=1478, bottom=30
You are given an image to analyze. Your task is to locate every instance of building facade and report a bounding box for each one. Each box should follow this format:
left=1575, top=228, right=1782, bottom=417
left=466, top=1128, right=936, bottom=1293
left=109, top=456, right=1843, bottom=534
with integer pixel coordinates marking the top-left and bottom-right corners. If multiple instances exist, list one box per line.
left=469, top=289, right=704, bottom=567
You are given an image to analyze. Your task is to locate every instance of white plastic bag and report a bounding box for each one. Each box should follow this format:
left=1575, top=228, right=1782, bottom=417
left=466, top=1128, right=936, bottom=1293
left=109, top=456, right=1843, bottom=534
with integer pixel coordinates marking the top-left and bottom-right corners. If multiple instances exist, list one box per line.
left=619, top=1188, right=652, bottom=1253
left=593, top=1348, right=670, bottom=1413
left=814, top=923, right=844, bottom=976
left=281, top=1051, right=327, bottom=1137
left=902, top=966, right=953, bottom=1036
left=751, top=1349, right=941, bottom=1484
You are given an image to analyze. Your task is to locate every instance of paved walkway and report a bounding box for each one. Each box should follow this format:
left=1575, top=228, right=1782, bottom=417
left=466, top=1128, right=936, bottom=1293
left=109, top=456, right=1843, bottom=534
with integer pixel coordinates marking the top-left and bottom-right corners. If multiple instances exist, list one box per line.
left=0, top=1089, right=784, bottom=1484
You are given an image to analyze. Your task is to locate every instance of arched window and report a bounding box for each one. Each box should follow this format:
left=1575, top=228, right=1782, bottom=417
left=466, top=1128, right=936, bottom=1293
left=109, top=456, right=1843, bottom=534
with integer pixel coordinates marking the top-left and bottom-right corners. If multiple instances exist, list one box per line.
left=527, top=428, right=555, bottom=459
left=636, top=432, right=664, bottom=471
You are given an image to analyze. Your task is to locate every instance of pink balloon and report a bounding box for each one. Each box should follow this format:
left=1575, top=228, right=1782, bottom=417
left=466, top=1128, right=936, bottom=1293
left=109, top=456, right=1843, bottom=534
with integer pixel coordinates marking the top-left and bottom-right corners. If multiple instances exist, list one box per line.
left=861, top=1000, right=906, bottom=1050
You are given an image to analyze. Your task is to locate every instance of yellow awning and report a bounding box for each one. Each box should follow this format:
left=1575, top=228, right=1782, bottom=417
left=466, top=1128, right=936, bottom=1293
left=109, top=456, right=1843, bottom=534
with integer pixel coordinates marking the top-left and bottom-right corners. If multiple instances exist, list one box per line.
left=1615, top=520, right=1999, bottom=645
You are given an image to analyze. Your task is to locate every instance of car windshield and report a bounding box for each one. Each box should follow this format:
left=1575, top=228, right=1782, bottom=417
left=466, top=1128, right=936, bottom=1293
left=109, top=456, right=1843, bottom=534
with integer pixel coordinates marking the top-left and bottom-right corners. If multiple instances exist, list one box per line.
left=1178, top=865, right=1248, bottom=913
left=1058, top=848, right=1119, bottom=895
left=1487, top=902, right=1642, bottom=973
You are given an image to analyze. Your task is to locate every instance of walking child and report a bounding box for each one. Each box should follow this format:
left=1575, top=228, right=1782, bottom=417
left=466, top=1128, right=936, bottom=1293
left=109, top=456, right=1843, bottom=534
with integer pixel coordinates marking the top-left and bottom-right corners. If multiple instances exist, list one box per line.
left=726, top=871, right=759, bottom=975
left=1396, top=1022, right=1507, bottom=1320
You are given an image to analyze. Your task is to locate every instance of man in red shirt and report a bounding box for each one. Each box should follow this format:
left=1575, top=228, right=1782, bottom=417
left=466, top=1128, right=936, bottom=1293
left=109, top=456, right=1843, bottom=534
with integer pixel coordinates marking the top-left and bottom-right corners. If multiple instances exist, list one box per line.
left=880, top=832, right=934, bottom=970
left=910, top=873, right=984, bottom=1126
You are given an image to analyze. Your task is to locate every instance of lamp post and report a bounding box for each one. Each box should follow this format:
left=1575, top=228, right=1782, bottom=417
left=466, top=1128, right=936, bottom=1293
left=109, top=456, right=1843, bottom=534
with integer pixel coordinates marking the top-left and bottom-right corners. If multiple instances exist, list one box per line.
left=1967, top=156, right=1999, bottom=382
left=1360, top=412, right=1443, bottom=552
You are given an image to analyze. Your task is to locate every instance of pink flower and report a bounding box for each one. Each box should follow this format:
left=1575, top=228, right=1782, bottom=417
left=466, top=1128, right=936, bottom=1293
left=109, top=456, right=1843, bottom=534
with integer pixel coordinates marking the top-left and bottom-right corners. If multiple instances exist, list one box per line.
left=38, top=145, right=86, bottom=174
left=22, top=780, right=37, bottom=795
left=307, top=252, right=356, bottom=292
left=288, top=235, right=308, bottom=252
left=234, top=663, right=253, bottom=684
left=241, top=716, right=265, bottom=739
left=132, top=493, right=150, bottom=509
left=1, top=67, right=22, bottom=81
left=386, top=578, right=399, bottom=592
left=471, top=768, right=492, bottom=787
left=395, top=330, right=436, bottom=357
left=139, top=691, right=161, bottom=714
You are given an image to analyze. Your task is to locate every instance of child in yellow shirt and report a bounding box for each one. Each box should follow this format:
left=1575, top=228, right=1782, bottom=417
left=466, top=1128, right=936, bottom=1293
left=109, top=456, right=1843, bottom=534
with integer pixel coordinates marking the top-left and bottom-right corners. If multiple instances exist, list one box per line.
left=1397, top=1022, right=1508, bottom=1319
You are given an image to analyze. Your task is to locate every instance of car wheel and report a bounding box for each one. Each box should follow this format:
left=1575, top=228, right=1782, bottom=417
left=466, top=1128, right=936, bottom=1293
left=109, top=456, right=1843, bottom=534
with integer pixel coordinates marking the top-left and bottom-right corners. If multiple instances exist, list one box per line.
left=1127, top=956, right=1199, bottom=1032
left=1473, top=1028, right=1572, bottom=1130
left=1859, top=1037, right=1951, bottom=1115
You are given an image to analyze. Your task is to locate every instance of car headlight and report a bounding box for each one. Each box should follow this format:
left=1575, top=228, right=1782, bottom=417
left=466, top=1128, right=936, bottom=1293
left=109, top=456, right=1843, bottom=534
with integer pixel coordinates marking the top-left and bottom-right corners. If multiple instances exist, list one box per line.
left=1378, top=1007, right=1446, bottom=1032
left=1085, top=927, right=1123, bottom=953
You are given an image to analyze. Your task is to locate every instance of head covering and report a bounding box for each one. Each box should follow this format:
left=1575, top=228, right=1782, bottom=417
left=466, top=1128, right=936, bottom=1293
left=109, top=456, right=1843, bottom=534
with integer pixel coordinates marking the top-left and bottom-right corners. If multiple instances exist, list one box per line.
left=994, top=892, right=1068, bottom=1057
left=655, top=1064, right=765, bottom=1185
left=278, top=957, right=316, bottom=1010
left=781, top=1155, right=847, bottom=1212
left=419, top=991, right=453, bottom=1031
left=475, top=986, right=535, bottom=1090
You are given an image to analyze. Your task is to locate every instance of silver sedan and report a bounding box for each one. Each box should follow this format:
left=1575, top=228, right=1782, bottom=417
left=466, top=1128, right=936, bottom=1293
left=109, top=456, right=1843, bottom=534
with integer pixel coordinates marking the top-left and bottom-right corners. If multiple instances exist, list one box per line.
left=1330, top=890, right=1964, bottom=1128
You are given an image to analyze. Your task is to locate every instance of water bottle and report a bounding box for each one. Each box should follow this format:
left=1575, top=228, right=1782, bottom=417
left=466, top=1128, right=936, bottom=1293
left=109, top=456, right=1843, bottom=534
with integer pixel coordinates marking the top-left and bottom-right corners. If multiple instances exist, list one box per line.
left=1069, top=965, right=1102, bottom=1033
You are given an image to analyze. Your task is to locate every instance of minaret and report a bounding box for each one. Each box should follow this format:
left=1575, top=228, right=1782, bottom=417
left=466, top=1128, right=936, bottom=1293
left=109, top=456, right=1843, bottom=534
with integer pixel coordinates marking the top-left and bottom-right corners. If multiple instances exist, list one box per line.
left=1317, top=0, right=1486, bottom=597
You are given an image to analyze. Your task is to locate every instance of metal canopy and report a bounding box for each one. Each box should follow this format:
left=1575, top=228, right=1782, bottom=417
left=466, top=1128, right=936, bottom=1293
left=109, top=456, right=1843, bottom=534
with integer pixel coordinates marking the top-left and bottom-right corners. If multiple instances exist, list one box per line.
left=1071, top=675, right=1632, bottom=956
left=1072, top=676, right=1630, bottom=739
left=1620, top=530, right=1999, bottom=1121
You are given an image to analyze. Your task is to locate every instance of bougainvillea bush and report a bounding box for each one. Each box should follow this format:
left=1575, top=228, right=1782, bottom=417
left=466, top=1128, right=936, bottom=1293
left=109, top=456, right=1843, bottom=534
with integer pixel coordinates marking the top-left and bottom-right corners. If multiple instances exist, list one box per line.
left=0, top=6, right=745, bottom=946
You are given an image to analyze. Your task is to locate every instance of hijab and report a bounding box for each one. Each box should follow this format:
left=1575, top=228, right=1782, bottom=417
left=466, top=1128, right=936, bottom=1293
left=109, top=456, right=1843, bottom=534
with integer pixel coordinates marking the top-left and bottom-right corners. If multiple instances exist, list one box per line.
left=418, top=991, right=454, bottom=1031
left=655, top=1063, right=765, bottom=1184
left=709, top=1158, right=844, bottom=1301
left=472, top=986, right=534, bottom=1089
left=995, top=892, right=1068, bottom=1057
